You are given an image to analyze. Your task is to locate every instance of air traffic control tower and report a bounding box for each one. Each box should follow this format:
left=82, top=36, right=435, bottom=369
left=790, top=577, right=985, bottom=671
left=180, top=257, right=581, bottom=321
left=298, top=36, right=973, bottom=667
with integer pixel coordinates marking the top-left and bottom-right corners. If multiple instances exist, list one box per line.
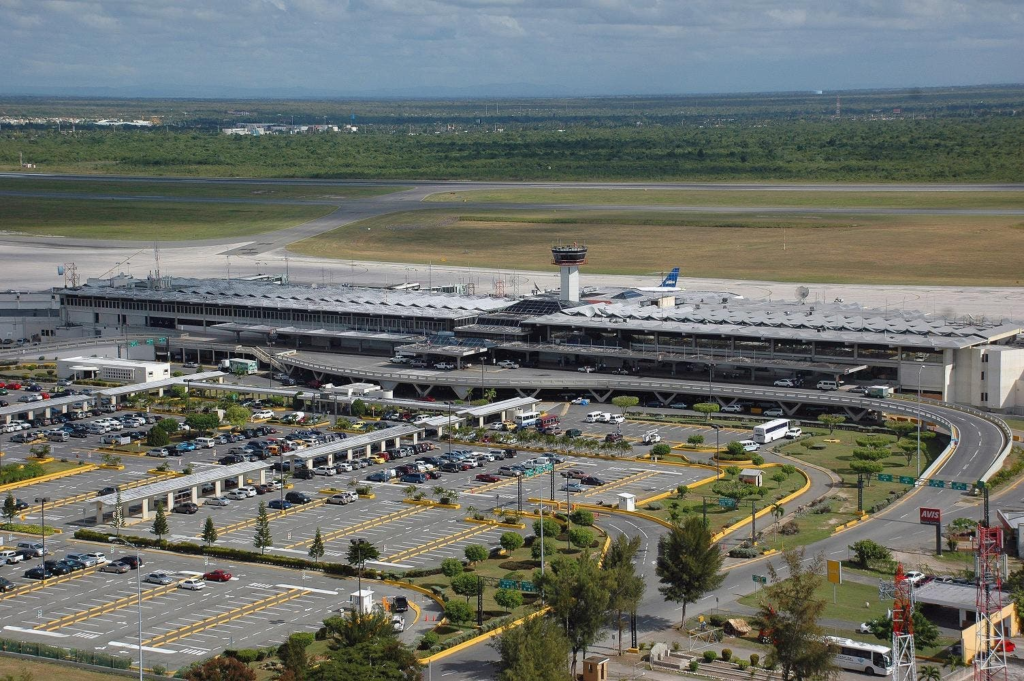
left=551, top=242, right=588, bottom=303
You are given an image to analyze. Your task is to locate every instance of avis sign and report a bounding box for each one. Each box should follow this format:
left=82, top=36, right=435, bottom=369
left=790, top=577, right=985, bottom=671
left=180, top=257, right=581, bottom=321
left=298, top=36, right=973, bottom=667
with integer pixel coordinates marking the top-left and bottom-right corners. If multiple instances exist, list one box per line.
left=919, top=507, right=942, bottom=525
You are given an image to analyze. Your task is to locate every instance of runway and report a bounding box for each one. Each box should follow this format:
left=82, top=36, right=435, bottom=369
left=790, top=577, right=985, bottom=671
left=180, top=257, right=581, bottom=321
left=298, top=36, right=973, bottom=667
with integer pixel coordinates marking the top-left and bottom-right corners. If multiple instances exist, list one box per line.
left=1, top=174, right=1023, bottom=321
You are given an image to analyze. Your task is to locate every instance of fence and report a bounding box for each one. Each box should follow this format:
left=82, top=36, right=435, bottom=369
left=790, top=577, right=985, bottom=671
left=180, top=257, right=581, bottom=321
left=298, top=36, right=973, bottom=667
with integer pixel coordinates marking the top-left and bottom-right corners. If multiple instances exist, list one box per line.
left=0, top=636, right=132, bottom=670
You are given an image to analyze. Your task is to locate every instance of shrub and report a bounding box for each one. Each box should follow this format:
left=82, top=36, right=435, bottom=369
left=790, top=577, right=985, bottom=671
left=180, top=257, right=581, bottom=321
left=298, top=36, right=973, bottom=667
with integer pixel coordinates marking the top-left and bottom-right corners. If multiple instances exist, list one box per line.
left=751, top=454, right=765, bottom=466
left=228, top=648, right=260, bottom=663
left=721, top=648, right=732, bottom=661
left=568, top=527, right=595, bottom=549
left=533, top=517, right=560, bottom=538
left=703, top=650, right=717, bottom=663
left=420, top=631, right=440, bottom=650
left=728, top=547, right=758, bottom=558
left=689, top=660, right=700, bottom=672
left=644, top=503, right=662, bottom=511
left=737, top=660, right=749, bottom=670
left=445, top=599, right=473, bottom=624
left=569, top=509, right=594, bottom=526
left=749, top=653, right=760, bottom=667
left=440, top=558, right=464, bottom=578
left=531, top=536, right=557, bottom=560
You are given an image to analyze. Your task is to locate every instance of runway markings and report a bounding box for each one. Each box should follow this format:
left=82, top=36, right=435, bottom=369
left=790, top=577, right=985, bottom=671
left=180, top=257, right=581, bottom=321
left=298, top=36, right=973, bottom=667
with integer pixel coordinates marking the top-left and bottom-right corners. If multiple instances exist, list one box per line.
left=143, top=588, right=308, bottom=648
left=284, top=505, right=430, bottom=549
left=386, top=524, right=494, bottom=563
left=38, top=582, right=181, bottom=631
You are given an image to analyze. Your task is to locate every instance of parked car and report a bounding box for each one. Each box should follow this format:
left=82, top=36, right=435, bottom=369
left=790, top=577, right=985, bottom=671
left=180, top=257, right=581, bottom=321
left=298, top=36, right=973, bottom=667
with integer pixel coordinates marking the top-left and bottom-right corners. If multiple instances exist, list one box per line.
left=326, top=492, right=357, bottom=505
left=43, top=560, right=72, bottom=576
left=65, top=553, right=98, bottom=568
left=205, top=497, right=231, bottom=507
left=173, top=502, right=200, bottom=514
left=100, top=561, right=130, bottom=574
left=268, top=499, right=293, bottom=510
left=144, top=572, right=174, bottom=585
left=905, top=571, right=927, bottom=587
left=0, top=577, right=15, bottom=592
left=203, top=569, right=232, bottom=582
left=475, top=473, right=501, bottom=483
left=785, top=428, right=802, bottom=438
left=225, top=489, right=250, bottom=500
left=582, top=476, right=606, bottom=486
left=763, top=408, right=785, bottom=417
left=285, top=491, right=312, bottom=505
left=146, top=448, right=170, bottom=458
left=773, top=379, right=796, bottom=387
left=497, top=360, right=520, bottom=369
left=179, top=578, right=205, bottom=590
left=24, top=567, right=53, bottom=580
left=559, top=482, right=584, bottom=493
left=393, top=596, right=409, bottom=613
left=604, top=433, right=623, bottom=443
left=118, top=555, right=144, bottom=570
left=721, top=405, right=744, bottom=413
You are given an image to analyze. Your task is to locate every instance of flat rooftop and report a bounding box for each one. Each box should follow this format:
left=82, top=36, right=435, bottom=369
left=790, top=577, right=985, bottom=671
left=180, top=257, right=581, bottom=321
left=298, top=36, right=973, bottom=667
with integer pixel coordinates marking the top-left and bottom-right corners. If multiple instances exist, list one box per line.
left=62, top=356, right=166, bottom=369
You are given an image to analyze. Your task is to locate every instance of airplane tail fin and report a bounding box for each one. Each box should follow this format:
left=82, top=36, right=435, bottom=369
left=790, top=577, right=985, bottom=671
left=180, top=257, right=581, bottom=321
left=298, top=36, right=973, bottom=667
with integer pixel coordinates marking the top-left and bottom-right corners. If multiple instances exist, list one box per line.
left=660, top=267, right=680, bottom=287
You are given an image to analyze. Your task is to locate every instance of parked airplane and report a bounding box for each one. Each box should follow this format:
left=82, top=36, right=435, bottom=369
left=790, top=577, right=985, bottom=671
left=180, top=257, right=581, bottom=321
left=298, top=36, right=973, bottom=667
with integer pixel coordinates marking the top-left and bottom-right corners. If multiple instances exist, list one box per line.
left=635, top=267, right=681, bottom=292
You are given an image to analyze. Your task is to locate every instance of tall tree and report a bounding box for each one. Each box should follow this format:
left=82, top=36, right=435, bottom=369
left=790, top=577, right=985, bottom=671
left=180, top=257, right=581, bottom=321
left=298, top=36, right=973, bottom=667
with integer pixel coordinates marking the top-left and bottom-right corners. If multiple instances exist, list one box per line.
left=817, top=413, right=846, bottom=434
left=753, top=549, right=838, bottom=681
left=692, top=402, right=720, bottom=421
left=224, top=405, right=251, bottom=430
left=655, top=515, right=725, bottom=627
left=603, top=534, right=646, bottom=655
left=535, top=553, right=611, bottom=678
left=111, top=489, right=125, bottom=536
left=253, top=501, right=272, bottom=554
left=492, top=613, right=572, bottom=681
left=151, top=502, right=169, bottom=542
left=183, top=655, right=256, bottom=681
left=201, top=516, right=218, bottom=546
left=309, top=527, right=326, bottom=564
left=611, top=395, right=639, bottom=418
left=312, top=610, right=418, bottom=681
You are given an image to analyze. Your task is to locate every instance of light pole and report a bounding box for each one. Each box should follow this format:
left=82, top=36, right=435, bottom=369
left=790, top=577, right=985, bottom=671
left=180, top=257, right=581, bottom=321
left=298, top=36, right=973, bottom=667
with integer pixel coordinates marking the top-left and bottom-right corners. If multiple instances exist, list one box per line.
left=538, top=503, right=546, bottom=576
left=916, top=364, right=923, bottom=478
left=707, top=363, right=716, bottom=403
left=446, top=401, right=453, bottom=454
left=110, top=537, right=144, bottom=681
left=34, top=497, right=49, bottom=558
left=711, top=425, right=721, bottom=479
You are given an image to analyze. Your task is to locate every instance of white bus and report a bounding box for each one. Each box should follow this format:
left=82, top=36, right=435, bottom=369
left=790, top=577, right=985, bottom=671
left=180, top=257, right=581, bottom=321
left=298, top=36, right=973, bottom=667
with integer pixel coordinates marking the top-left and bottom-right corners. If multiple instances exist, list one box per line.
left=514, top=411, right=541, bottom=428
left=753, top=418, right=790, bottom=444
left=825, top=636, right=893, bottom=676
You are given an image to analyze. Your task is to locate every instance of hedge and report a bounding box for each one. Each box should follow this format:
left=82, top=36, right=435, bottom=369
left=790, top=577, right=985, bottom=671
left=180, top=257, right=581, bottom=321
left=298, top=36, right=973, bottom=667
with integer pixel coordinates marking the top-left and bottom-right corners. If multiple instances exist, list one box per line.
left=73, top=529, right=367, bottom=578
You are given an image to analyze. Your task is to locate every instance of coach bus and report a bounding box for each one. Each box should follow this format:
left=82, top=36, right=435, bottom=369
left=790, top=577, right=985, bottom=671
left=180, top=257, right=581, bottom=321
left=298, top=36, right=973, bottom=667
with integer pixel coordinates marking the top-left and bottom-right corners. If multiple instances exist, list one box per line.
left=825, top=636, right=893, bottom=676
left=752, top=418, right=790, bottom=444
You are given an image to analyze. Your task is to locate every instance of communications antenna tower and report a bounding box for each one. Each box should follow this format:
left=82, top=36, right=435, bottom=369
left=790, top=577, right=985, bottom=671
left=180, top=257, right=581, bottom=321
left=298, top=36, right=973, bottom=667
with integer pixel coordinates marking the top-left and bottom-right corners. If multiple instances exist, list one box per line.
left=62, top=263, right=79, bottom=288
left=879, top=563, right=916, bottom=681
left=974, top=525, right=1008, bottom=681
left=836, top=96, right=841, bottom=118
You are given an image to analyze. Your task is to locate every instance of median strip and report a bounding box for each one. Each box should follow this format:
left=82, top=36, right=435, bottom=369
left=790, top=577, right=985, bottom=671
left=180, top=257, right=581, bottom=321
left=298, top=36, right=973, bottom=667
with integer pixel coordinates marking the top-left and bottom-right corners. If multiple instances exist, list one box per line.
left=38, top=582, right=180, bottom=631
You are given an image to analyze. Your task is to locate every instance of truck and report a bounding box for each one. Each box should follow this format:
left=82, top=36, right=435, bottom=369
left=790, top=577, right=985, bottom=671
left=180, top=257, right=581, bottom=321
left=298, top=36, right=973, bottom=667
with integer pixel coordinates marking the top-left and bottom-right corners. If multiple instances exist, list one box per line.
left=228, top=358, right=259, bottom=375
left=866, top=386, right=893, bottom=399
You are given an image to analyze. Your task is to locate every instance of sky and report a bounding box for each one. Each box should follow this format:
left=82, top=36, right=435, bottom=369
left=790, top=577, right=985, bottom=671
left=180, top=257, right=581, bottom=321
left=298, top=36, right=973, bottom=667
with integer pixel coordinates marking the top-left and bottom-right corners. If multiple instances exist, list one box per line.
left=1, top=0, right=1022, bottom=97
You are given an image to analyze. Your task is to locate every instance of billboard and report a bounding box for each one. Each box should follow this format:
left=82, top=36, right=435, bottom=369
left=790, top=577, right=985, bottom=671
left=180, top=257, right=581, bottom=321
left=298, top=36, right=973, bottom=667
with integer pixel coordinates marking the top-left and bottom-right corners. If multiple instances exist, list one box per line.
left=919, top=507, right=942, bottom=525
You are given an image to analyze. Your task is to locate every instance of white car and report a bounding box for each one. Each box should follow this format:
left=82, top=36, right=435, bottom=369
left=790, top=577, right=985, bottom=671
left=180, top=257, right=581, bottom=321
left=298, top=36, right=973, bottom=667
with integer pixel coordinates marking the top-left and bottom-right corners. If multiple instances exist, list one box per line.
left=721, top=405, right=743, bottom=413
left=785, top=428, right=802, bottom=438
left=146, top=448, right=170, bottom=457
left=145, top=572, right=175, bottom=585
left=205, top=497, right=231, bottom=507
left=225, top=489, right=249, bottom=500
left=335, top=462, right=354, bottom=472
left=237, top=486, right=257, bottom=497
left=577, top=366, right=595, bottom=373
left=433, top=362, right=456, bottom=371
left=391, top=615, right=405, bottom=632
left=905, top=571, right=927, bottom=587
left=773, top=379, right=796, bottom=387
left=327, top=492, right=357, bottom=505
left=609, top=414, right=625, bottom=424
left=84, top=552, right=108, bottom=565
left=179, top=578, right=205, bottom=591
left=497, top=360, right=520, bottom=369
left=252, top=410, right=275, bottom=420
left=739, top=440, right=760, bottom=452
left=763, top=409, right=785, bottom=417
left=313, top=466, right=336, bottom=476
left=856, top=622, right=874, bottom=634
left=643, top=432, right=662, bottom=444
left=596, top=413, right=612, bottom=423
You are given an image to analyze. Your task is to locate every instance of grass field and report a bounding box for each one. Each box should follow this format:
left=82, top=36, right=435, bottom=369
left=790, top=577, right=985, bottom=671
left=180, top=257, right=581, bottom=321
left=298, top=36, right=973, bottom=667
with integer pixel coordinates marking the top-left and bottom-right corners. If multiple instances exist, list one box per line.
left=0, top=656, right=133, bottom=681
left=426, top=188, right=1024, bottom=210
left=0, top=197, right=335, bottom=241
left=288, top=208, right=1024, bottom=286
left=0, top=177, right=403, bottom=202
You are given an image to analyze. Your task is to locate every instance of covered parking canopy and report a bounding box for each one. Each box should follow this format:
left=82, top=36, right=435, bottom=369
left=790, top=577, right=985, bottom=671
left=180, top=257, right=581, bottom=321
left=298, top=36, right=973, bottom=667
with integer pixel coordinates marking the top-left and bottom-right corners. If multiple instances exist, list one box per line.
left=0, top=393, right=97, bottom=424
left=456, top=397, right=540, bottom=427
left=283, top=424, right=423, bottom=466
left=92, top=460, right=268, bottom=524
left=101, top=370, right=226, bottom=401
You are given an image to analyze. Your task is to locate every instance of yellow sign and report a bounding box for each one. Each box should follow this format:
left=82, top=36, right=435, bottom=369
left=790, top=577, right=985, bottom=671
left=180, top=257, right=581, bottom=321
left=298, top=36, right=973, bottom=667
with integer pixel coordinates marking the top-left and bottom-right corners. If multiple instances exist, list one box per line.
left=826, top=559, right=842, bottom=585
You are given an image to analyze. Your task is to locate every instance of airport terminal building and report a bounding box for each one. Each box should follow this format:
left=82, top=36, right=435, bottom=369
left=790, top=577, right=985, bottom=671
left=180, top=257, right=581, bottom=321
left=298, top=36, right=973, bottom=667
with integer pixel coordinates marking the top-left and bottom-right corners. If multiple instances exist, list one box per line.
left=58, top=276, right=1024, bottom=413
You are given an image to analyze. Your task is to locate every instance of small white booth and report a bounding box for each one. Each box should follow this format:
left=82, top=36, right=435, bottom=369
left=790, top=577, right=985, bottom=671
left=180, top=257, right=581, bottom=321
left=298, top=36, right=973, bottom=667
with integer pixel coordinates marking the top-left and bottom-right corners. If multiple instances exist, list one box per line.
left=618, top=492, right=636, bottom=512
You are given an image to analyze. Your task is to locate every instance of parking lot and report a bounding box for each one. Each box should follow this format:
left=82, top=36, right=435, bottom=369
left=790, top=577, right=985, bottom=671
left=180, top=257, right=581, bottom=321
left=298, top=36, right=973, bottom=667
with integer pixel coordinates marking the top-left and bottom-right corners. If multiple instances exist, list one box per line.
left=0, top=537, right=440, bottom=670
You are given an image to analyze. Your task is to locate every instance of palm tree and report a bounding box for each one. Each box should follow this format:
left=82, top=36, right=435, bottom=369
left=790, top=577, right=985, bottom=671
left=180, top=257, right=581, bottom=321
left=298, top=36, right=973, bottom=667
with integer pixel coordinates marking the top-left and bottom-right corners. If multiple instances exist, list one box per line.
left=918, top=665, right=941, bottom=681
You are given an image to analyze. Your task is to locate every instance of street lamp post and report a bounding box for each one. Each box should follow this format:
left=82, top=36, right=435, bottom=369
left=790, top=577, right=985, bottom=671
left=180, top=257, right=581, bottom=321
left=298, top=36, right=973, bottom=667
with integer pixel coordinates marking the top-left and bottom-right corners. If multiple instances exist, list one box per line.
left=707, top=363, right=716, bottom=403
left=538, top=503, right=545, bottom=576
left=446, top=402, right=453, bottom=455
left=711, top=425, right=721, bottom=479
left=110, top=537, right=144, bottom=681
left=34, top=497, right=49, bottom=558
left=917, top=364, right=923, bottom=478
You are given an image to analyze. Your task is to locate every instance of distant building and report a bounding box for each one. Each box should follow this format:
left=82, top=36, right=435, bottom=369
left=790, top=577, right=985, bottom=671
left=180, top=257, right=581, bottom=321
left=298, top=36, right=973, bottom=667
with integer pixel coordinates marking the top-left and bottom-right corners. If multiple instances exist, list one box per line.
left=57, top=357, right=170, bottom=384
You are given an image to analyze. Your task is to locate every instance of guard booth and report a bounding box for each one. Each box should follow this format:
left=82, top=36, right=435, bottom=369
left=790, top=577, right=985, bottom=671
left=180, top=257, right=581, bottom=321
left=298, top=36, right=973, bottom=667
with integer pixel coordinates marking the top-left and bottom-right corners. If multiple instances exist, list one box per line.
left=582, top=656, right=608, bottom=681
left=618, top=492, right=636, bottom=512
left=350, top=589, right=374, bottom=615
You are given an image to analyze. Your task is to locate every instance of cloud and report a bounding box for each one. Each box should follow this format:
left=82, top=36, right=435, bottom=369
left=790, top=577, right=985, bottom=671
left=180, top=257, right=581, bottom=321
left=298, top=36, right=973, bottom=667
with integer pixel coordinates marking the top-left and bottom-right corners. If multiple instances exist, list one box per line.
left=0, top=0, right=1020, bottom=95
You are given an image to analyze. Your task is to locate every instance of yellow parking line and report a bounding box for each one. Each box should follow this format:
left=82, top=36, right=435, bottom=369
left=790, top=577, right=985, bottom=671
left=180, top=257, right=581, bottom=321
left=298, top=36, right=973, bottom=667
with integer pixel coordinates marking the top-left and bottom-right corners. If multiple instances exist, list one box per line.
left=579, top=470, right=661, bottom=498
left=285, top=506, right=430, bottom=550
left=1, top=566, right=101, bottom=601
left=465, top=462, right=572, bottom=495
left=217, top=498, right=327, bottom=536
left=144, top=588, right=308, bottom=647
left=387, top=524, right=494, bottom=563
left=38, top=582, right=180, bottom=631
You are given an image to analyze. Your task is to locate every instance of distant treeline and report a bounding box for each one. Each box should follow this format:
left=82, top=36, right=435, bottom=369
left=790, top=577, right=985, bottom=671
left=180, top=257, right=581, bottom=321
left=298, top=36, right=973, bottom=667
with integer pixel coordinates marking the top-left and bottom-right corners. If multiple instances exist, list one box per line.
left=3, top=116, right=1023, bottom=181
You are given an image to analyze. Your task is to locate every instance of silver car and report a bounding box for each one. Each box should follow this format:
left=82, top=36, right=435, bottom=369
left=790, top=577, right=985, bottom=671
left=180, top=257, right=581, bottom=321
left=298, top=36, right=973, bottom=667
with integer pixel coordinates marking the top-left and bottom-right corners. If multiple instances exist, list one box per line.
left=144, top=572, right=175, bottom=585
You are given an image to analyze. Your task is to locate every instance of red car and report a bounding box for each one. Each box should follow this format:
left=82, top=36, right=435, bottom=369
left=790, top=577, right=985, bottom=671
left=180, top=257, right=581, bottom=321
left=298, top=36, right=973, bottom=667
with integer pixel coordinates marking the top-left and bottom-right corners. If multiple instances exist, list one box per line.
left=475, top=473, right=501, bottom=483
left=203, top=569, right=232, bottom=582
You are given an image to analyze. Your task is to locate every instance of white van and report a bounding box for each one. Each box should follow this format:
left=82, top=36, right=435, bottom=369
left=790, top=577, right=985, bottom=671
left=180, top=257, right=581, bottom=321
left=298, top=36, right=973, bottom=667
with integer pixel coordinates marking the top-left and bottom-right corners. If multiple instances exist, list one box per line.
left=194, top=437, right=217, bottom=449
left=738, top=440, right=760, bottom=452
left=47, top=431, right=69, bottom=443
left=816, top=380, right=839, bottom=391
left=584, top=411, right=603, bottom=423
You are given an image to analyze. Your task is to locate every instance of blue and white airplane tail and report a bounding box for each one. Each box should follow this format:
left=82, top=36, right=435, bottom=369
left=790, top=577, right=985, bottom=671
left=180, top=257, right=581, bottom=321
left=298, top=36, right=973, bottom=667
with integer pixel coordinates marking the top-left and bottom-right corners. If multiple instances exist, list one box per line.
left=660, top=267, right=680, bottom=288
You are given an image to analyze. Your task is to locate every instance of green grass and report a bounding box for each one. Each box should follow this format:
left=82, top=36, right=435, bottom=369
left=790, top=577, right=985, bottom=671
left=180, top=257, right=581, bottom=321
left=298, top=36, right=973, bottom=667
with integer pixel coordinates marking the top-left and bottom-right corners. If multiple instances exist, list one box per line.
left=639, top=469, right=807, bottom=533
left=288, top=208, right=1024, bottom=287
left=0, top=177, right=403, bottom=201
left=779, top=430, right=949, bottom=512
left=425, top=188, right=1024, bottom=210
left=0, top=197, right=335, bottom=240
left=1001, top=416, right=1024, bottom=431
